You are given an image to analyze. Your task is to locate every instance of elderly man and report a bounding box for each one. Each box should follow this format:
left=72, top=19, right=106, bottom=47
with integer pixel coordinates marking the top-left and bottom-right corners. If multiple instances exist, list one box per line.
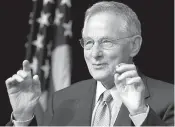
left=6, top=1, right=173, bottom=126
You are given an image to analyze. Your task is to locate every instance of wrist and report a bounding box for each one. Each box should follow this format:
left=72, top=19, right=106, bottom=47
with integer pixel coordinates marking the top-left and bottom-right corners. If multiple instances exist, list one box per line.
left=13, top=111, right=34, bottom=121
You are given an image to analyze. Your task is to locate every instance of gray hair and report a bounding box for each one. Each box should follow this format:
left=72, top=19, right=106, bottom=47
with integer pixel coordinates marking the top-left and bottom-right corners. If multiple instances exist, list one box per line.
left=82, top=1, right=141, bottom=36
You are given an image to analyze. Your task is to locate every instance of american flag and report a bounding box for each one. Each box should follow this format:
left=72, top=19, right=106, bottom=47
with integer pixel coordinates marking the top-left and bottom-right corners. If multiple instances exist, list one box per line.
left=25, top=0, right=72, bottom=124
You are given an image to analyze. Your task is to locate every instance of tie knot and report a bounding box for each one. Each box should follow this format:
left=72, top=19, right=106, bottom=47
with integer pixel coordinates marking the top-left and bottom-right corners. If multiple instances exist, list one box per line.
left=102, top=90, right=112, bottom=103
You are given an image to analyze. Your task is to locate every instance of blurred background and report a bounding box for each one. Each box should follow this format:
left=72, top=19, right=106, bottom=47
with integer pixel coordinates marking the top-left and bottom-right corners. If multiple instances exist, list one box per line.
left=0, top=0, right=173, bottom=125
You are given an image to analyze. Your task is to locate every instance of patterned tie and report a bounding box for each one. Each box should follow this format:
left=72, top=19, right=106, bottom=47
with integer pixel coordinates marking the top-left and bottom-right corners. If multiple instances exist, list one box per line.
left=92, top=90, right=112, bottom=126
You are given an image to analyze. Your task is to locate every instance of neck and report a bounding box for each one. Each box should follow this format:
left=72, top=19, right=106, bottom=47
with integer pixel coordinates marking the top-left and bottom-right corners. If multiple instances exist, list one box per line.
left=100, top=77, right=115, bottom=90
left=128, top=58, right=133, bottom=64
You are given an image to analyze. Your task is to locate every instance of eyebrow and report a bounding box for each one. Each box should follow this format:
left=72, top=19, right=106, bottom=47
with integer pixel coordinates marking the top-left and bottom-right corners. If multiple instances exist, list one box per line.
left=83, top=36, right=116, bottom=41
left=99, top=37, right=116, bottom=40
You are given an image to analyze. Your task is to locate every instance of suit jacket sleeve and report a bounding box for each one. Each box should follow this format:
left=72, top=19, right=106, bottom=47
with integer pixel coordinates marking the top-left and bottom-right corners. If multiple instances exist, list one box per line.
left=6, top=116, right=37, bottom=126
left=142, top=104, right=174, bottom=126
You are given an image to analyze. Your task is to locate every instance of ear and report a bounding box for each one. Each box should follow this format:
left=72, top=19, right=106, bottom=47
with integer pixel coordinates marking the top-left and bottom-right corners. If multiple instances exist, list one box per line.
left=129, top=35, right=142, bottom=57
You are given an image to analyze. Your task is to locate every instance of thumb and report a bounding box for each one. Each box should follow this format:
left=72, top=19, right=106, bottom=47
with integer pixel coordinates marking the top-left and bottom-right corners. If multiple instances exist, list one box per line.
left=33, top=75, right=41, bottom=93
left=23, top=60, right=31, bottom=73
left=114, top=73, right=120, bottom=86
left=33, top=75, right=40, bottom=85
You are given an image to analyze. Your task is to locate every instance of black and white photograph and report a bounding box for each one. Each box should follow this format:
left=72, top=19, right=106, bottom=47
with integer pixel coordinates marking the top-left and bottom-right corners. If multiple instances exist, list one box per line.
left=0, top=0, right=174, bottom=126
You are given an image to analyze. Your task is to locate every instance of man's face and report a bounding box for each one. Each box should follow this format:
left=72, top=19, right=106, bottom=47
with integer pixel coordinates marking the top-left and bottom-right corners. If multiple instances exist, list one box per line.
left=83, top=12, right=132, bottom=82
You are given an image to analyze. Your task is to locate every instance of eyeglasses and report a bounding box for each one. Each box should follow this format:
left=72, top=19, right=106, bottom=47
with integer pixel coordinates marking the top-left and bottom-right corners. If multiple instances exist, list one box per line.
left=79, top=35, right=137, bottom=50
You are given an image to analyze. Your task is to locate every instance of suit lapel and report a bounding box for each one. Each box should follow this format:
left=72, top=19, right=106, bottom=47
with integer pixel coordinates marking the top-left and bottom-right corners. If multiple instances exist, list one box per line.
left=67, top=79, right=97, bottom=126
left=114, top=103, right=133, bottom=126
left=138, top=69, right=150, bottom=99
left=114, top=72, right=150, bottom=126
left=140, top=72, right=150, bottom=99
left=50, top=72, right=151, bottom=126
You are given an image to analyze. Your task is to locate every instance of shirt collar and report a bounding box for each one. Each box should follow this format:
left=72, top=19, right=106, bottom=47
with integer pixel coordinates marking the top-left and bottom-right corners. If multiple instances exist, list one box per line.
left=96, top=81, right=106, bottom=103
left=96, top=81, right=121, bottom=103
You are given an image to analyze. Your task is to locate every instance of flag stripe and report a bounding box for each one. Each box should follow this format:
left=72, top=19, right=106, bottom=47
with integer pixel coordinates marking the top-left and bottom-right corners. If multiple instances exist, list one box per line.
left=24, top=0, right=72, bottom=124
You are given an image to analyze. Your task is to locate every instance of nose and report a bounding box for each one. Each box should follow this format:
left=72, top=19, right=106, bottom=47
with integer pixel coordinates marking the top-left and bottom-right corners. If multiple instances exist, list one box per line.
left=91, top=43, right=103, bottom=58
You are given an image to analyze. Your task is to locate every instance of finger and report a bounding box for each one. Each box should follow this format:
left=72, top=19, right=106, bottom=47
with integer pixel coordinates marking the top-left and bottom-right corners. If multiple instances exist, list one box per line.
left=118, top=70, right=138, bottom=81
left=12, top=74, right=24, bottom=82
left=33, top=75, right=40, bottom=86
left=116, top=63, right=136, bottom=74
left=114, top=72, right=126, bottom=87
left=126, top=76, right=140, bottom=84
left=33, top=75, right=41, bottom=93
left=126, top=77, right=145, bottom=92
left=8, top=76, right=19, bottom=86
left=5, top=77, right=12, bottom=86
left=17, top=70, right=27, bottom=79
left=5, top=77, right=13, bottom=89
left=23, top=60, right=31, bottom=73
left=114, top=73, right=120, bottom=85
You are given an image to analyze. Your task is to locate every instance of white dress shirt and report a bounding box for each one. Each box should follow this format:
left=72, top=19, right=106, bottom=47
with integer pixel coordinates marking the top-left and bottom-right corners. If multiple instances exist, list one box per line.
left=12, top=81, right=149, bottom=126
left=91, top=81, right=149, bottom=126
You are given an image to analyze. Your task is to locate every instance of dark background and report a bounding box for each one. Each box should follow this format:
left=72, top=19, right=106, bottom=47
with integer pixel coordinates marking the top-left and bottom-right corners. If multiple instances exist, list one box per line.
left=0, top=0, right=174, bottom=125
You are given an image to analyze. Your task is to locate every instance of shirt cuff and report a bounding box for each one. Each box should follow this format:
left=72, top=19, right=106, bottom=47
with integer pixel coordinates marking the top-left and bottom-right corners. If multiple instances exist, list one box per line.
left=11, top=112, right=34, bottom=126
left=129, top=105, right=150, bottom=126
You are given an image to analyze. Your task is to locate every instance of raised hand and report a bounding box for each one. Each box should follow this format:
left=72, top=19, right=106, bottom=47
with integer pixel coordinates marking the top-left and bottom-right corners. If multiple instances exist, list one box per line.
left=5, top=60, right=41, bottom=121
left=114, top=63, right=147, bottom=115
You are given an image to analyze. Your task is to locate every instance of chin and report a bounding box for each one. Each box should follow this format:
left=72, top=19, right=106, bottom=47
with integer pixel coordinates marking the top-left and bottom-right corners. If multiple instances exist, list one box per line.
left=90, top=70, right=110, bottom=82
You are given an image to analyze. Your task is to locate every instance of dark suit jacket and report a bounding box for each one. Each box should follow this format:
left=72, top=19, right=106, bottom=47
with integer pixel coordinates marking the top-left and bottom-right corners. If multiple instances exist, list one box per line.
left=7, top=74, right=174, bottom=126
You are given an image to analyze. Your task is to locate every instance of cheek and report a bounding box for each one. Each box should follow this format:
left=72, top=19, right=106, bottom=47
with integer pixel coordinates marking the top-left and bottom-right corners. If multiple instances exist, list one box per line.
left=122, top=44, right=131, bottom=59
left=118, top=45, right=131, bottom=63
left=108, top=46, right=130, bottom=64
left=106, top=51, right=120, bottom=72
left=84, top=50, right=90, bottom=63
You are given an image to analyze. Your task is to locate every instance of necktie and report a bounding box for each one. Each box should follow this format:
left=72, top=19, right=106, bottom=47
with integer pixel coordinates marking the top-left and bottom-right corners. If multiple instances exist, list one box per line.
left=92, top=90, right=112, bottom=126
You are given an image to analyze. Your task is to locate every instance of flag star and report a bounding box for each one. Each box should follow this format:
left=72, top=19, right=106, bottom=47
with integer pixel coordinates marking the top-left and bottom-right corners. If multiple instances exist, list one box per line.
left=54, top=9, right=64, bottom=26
left=25, top=42, right=29, bottom=48
left=43, top=0, right=54, bottom=5
left=37, top=12, right=50, bottom=28
left=29, top=12, right=34, bottom=18
left=60, top=0, right=71, bottom=7
left=29, top=19, right=33, bottom=24
left=41, top=60, right=50, bottom=79
left=30, top=57, right=38, bottom=74
left=47, top=42, right=52, bottom=56
left=29, top=12, right=34, bottom=25
left=33, top=34, right=44, bottom=51
left=62, top=21, right=72, bottom=37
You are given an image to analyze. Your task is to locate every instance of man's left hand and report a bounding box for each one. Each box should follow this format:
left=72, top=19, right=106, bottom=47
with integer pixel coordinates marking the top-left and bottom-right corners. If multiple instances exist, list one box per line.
left=114, top=63, right=147, bottom=115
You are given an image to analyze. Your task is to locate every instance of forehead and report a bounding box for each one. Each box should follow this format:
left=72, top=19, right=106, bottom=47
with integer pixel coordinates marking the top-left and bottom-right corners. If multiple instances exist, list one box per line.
left=83, top=12, right=127, bottom=39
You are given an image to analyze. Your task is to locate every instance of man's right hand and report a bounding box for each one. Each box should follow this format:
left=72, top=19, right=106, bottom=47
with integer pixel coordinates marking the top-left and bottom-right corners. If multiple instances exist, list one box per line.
left=5, top=60, right=41, bottom=121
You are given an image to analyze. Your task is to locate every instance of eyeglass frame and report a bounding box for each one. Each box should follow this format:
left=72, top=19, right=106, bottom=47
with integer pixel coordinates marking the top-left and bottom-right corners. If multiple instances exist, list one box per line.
left=79, top=35, right=139, bottom=50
